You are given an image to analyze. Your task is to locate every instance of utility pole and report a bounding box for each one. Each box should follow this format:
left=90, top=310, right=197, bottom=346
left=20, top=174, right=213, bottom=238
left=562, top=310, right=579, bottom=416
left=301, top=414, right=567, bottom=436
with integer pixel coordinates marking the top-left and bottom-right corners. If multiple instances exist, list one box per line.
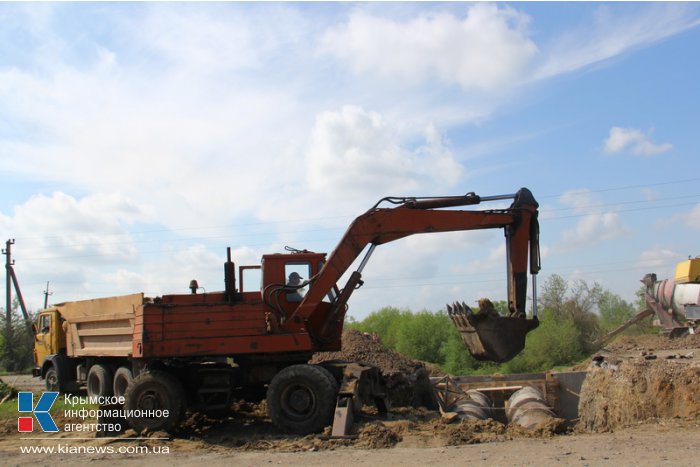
left=3, top=239, right=15, bottom=367
left=3, top=239, right=33, bottom=334
left=44, top=281, right=52, bottom=309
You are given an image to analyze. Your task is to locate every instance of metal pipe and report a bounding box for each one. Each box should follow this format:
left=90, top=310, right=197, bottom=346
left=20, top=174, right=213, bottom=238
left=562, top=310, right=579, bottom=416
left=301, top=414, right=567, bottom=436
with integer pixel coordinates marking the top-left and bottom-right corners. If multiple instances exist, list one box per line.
left=532, top=274, right=538, bottom=318
left=479, top=193, right=516, bottom=202
left=357, top=244, right=377, bottom=274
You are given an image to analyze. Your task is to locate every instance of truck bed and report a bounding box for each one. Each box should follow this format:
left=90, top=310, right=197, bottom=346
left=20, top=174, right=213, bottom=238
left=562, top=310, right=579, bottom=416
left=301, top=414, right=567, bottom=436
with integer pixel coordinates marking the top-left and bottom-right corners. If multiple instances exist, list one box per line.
left=57, top=293, right=142, bottom=357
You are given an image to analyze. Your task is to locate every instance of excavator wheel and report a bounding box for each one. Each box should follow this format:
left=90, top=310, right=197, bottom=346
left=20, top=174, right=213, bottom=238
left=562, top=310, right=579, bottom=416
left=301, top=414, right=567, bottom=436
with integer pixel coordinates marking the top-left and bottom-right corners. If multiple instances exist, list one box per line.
left=124, top=370, right=186, bottom=433
left=267, top=364, right=338, bottom=435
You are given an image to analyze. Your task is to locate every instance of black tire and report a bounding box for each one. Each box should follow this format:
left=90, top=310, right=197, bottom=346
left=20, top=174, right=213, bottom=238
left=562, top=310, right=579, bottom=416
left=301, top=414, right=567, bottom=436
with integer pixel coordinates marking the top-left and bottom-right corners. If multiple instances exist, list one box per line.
left=44, top=356, right=77, bottom=393
left=45, top=366, right=59, bottom=392
left=113, top=366, right=133, bottom=398
left=267, top=364, right=338, bottom=435
left=124, top=370, right=186, bottom=433
left=87, top=364, right=113, bottom=398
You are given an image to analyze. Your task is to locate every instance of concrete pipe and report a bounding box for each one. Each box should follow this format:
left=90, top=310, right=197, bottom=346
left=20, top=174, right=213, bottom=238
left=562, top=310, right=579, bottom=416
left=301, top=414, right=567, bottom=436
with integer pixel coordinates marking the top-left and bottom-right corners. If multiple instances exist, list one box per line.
left=466, top=389, right=494, bottom=418
left=453, top=390, right=492, bottom=421
left=506, top=386, right=556, bottom=429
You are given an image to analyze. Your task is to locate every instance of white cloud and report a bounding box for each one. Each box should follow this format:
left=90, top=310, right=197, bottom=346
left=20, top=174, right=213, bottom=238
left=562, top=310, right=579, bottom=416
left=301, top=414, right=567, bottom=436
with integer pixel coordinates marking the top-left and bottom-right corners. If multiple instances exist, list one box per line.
left=305, top=105, right=464, bottom=201
left=603, top=126, right=672, bottom=156
left=642, top=188, right=659, bottom=202
left=319, top=4, right=538, bottom=91
left=558, top=189, right=630, bottom=248
left=636, top=247, right=679, bottom=285
left=0, top=192, right=145, bottom=261
left=535, top=3, right=700, bottom=79
left=0, top=192, right=150, bottom=307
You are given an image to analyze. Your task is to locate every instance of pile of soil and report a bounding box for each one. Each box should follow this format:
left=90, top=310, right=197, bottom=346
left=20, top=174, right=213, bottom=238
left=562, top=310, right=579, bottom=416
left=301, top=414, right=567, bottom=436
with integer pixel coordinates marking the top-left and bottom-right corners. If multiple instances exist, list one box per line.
left=579, top=333, right=700, bottom=432
left=604, top=332, right=700, bottom=352
left=310, top=329, right=435, bottom=408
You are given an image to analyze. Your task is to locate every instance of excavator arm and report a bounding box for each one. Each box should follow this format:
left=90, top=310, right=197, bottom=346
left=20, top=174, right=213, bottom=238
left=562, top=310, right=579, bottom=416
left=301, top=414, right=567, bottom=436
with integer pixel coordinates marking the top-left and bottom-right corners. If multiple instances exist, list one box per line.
left=295, top=188, right=540, bottom=362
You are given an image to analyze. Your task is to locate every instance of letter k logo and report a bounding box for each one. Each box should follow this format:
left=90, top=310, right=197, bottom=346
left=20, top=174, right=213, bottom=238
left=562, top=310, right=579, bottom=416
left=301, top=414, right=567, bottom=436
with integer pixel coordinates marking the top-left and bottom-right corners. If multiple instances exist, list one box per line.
left=18, top=391, right=59, bottom=433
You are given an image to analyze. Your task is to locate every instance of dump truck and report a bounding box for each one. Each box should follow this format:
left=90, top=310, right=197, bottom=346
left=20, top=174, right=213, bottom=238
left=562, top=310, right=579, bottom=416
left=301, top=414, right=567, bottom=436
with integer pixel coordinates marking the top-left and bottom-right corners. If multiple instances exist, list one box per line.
left=33, top=187, right=541, bottom=434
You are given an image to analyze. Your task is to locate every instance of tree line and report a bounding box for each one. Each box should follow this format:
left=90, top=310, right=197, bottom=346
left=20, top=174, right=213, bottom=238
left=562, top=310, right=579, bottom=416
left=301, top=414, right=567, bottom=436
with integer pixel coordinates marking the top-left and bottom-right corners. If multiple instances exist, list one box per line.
left=347, top=274, right=655, bottom=375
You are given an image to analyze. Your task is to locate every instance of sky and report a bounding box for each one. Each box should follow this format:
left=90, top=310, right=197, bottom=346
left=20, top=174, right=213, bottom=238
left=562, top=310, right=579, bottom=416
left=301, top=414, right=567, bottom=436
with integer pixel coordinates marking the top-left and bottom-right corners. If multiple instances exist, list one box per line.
left=1, top=2, right=699, bottom=320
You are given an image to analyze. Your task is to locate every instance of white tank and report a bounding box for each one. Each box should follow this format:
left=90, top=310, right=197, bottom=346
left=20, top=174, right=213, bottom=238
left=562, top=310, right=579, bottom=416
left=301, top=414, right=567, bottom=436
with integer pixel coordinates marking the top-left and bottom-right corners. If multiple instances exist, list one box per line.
left=649, top=278, right=700, bottom=318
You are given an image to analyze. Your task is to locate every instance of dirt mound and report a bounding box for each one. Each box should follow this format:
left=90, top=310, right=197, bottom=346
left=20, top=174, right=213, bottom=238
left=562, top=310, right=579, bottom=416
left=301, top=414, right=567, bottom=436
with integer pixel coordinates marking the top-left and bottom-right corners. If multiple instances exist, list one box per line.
left=311, top=329, right=435, bottom=407
left=604, top=333, right=700, bottom=352
left=356, top=422, right=402, bottom=449
left=579, top=358, right=700, bottom=431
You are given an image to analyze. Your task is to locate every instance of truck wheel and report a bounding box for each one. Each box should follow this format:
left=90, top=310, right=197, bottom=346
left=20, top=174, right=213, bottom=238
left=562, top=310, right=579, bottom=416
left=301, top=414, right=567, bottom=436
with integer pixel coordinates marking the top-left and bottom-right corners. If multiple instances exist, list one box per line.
left=267, top=364, right=338, bottom=435
left=45, top=367, right=59, bottom=392
left=87, top=364, right=113, bottom=398
left=113, top=367, right=133, bottom=398
left=124, top=371, right=185, bottom=433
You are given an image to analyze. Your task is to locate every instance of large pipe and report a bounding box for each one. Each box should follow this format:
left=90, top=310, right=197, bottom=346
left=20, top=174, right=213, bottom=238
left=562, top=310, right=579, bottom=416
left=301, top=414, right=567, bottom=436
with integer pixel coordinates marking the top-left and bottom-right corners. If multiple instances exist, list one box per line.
left=452, top=390, right=493, bottom=421
left=645, top=276, right=700, bottom=318
left=506, top=386, right=556, bottom=429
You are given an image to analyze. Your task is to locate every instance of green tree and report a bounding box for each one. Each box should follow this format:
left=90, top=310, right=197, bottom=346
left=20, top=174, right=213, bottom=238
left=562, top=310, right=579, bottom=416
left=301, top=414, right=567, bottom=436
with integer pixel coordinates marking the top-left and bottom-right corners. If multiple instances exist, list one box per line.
left=538, top=275, right=603, bottom=354
left=0, top=299, right=36, bottom=372
left=352, top=307, right=408, bottom=350
left=501, top=308, right=584, bottom=373
left=394, top=310, right=452, bottom=364
left=598, top=290, right=636, bottom=330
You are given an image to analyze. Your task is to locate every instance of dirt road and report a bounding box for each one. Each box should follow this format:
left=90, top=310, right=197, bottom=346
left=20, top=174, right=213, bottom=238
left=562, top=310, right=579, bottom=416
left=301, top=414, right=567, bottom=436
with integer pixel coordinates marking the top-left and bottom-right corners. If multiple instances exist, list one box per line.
left=1, top=419, right=698, bottom=466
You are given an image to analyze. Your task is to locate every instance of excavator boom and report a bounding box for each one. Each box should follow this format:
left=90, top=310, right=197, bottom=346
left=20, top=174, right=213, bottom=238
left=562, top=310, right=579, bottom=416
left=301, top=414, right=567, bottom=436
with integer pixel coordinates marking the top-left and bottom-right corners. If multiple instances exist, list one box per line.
left=296, top=187, right=541, bottom=363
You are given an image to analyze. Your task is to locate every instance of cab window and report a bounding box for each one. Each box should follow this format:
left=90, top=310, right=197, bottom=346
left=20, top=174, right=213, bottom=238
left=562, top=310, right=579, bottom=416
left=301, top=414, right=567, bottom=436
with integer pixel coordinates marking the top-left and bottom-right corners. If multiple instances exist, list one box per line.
left=39, top=314, right=51, bottom=333
left=285, top=263, right=311, bottom=302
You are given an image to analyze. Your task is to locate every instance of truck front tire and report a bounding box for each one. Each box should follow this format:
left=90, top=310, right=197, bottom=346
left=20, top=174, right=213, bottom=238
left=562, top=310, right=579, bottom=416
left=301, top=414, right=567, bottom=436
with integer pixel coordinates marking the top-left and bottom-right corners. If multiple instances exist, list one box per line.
left=45, top=367, right=59, bottom=392
left=124, top=370, right=186, bottom=433
left=267, top=364, right=338, bottom=435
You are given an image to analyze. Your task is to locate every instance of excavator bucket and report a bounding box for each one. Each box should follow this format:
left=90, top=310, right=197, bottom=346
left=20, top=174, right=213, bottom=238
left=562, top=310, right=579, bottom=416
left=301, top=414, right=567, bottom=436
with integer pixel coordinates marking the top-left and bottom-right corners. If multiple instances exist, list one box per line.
left=447, top=302, right=538, bottom=363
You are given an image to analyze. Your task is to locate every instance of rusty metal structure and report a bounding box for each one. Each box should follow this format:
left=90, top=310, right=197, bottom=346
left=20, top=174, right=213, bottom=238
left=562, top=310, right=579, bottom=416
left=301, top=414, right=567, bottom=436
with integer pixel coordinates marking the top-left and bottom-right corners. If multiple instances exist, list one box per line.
left=33, top=187, right=541, bottom=434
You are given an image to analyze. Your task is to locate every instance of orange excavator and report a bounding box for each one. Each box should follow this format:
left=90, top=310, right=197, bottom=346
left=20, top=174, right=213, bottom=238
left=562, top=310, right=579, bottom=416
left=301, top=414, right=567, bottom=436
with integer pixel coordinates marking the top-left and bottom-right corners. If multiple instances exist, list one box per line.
left=33, top=187, right=540, bottom=434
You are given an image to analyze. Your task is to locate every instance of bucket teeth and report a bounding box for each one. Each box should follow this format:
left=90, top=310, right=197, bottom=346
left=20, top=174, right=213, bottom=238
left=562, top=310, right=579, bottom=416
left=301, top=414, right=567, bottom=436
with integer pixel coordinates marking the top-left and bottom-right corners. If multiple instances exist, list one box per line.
left=447, top=301, right=475, bottom=328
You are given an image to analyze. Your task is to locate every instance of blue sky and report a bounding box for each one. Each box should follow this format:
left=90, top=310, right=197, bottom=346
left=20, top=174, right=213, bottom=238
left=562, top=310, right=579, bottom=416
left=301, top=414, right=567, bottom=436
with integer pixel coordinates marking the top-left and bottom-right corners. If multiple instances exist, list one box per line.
left=1, top=2, right=699, bottom=319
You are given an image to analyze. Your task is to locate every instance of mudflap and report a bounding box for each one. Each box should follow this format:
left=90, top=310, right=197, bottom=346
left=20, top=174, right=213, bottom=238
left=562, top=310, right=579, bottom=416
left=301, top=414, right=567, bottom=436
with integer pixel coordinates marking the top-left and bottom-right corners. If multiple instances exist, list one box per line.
left=447, top=303, right=539, bottom=363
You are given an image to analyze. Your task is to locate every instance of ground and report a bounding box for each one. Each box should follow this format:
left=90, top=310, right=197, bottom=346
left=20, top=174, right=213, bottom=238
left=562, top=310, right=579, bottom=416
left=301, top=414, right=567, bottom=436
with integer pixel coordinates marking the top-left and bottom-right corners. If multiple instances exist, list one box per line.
left=1, top=331, right=699, bottom=466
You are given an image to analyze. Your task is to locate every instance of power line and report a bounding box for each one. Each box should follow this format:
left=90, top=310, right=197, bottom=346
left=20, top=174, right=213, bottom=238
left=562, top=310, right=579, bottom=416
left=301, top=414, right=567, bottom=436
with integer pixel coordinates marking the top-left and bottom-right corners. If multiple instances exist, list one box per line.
left=6, top=178, right=699, bottom=259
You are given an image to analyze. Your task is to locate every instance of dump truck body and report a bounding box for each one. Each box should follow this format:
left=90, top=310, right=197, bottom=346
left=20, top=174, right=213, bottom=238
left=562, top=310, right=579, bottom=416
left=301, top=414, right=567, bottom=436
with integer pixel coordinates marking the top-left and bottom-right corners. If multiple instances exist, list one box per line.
left=57, top=293, right=141, bottom=357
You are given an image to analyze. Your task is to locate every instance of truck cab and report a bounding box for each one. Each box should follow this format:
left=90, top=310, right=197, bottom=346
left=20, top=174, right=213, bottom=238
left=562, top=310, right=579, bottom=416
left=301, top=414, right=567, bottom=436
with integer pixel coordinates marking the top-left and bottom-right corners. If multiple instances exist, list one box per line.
left=32, top=309, right=65, bottom=382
